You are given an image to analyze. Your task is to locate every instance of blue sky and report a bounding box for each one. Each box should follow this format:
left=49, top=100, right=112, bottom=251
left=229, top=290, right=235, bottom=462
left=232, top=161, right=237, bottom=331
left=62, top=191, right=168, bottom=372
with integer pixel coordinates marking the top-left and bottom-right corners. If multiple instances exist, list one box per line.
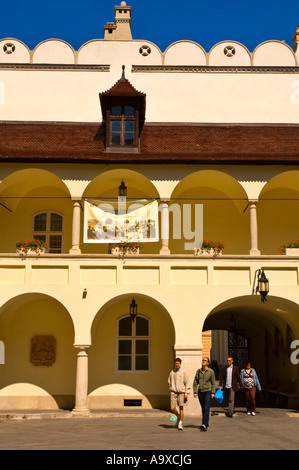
left=1, top=0, right=299, bottom=52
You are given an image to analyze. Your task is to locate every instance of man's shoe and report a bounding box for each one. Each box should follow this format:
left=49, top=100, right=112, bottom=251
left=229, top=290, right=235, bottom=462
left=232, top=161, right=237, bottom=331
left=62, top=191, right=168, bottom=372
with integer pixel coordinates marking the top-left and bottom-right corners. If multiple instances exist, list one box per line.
left=201, top=424, right=207, bottom=431
left=178, top=421, right=183, bottom=430
left=251, top=412, right=256, bottom=416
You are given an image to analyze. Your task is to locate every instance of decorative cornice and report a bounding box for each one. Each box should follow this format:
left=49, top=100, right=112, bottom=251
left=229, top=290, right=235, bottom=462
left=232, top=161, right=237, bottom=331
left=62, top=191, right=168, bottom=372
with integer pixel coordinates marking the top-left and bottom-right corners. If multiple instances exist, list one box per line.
left=0, top=63, right=110, bottom=72
left=132, top=65, right=299, bottom=74
left=1, top=64, right=297, bottom=74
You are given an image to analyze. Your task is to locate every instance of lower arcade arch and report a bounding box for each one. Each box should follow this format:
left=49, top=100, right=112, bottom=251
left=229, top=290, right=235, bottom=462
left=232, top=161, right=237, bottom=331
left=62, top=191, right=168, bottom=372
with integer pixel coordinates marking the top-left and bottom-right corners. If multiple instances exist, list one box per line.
left=0, top=293, right=76, bottom=410
left=89, top=293, right=175, bottom=410
left=203, top=295, right=299, bottom=401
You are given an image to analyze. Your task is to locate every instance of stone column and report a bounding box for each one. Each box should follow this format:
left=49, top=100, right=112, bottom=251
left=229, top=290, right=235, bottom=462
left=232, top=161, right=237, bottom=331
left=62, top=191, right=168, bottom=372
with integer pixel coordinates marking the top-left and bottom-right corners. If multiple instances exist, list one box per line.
left=174, top=344, right=202, bottom=416
left=72, top=346, right=90, bottom=416
left=249, top=200, right=261, bottom=255
left=69, top=199, right=81, bottom=254
left=160, top=199, right=170, bottom=254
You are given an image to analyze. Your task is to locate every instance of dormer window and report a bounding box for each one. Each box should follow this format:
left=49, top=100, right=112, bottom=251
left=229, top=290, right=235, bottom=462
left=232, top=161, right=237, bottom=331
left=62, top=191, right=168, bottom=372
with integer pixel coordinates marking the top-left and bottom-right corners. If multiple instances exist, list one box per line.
left=109, top=104, right=137, bottom=147
left=99, top=66, right=146, bottom=153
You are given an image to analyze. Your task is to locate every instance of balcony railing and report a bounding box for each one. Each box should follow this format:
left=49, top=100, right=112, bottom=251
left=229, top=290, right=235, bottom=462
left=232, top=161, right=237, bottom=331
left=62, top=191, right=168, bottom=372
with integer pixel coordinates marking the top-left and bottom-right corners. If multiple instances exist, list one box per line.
left=1, top=252, right=299, bottom=291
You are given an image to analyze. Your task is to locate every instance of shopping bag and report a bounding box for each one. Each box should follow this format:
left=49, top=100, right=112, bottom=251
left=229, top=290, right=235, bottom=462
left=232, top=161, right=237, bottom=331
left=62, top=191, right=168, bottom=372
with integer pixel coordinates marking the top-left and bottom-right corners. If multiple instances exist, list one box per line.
left=214, top=389, right=224, bottom=404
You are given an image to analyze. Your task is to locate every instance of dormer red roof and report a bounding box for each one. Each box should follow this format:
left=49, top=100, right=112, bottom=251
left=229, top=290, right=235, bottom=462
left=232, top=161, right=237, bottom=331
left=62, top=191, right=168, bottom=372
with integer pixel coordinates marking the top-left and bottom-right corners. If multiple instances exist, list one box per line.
left=99, top=66, right=146, bottom=123
left=100, top=66, right=146, bottom=98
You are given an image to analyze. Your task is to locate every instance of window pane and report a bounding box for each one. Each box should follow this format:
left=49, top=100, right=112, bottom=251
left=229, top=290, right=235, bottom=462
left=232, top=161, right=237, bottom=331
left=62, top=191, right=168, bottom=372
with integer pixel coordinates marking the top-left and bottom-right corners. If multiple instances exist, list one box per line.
left=49, top=235, right=62, bottom=253
left=111, top=106, right=121, bottom=116
left=124, top=106, right=135, bottom=116
left=111, top=121, right=121, bottom=132
left=124, top=134, right=134, bottom=145
left=125, top=121, right=134, bottom=132
left=119, top=340, right=132, bottom=354
left=50, top=213, right=63, bottom=231
left=119, top=317, right=132, bottom=336
left=111, top=133, right=121, bottom=145
left=33, top=234, right=46, bottom=243
left=136, top=340, right=148, bottom=354
left=136, top=317, right=149, bottom=336
left=34, top=213, right=47, bottom=231
left=119, top=356, right=132, bottom=370
left=135, top=356, right=149, bottom=371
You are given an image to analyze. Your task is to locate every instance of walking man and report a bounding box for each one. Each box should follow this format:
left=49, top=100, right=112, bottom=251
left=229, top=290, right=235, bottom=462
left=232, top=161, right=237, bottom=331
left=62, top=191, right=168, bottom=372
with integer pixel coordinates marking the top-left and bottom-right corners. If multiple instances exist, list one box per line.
left=193, top=357, right=215, bottom=431
left=218, top=356, right=242, bottom=417
left=168, top=358, right=190, bottom=430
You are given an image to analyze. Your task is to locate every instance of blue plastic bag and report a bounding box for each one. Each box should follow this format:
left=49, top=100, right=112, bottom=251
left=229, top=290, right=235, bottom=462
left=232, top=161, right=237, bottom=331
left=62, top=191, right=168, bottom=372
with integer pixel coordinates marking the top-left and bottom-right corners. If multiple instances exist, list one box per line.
left=214, top=389, right=223, bottom=404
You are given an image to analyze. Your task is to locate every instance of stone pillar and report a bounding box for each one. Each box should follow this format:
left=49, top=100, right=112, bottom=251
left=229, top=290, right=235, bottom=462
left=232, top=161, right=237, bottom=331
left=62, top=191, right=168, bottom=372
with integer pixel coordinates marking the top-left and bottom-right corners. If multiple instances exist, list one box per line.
left=160, top=199, right=170, bottom=254
left=174, top=344, right=202, bottom=416
left=249, top=200, right=260, bottom=255
left=69, top=199, right=81, bottom=254
left=72, top=346, right=90, bottom=416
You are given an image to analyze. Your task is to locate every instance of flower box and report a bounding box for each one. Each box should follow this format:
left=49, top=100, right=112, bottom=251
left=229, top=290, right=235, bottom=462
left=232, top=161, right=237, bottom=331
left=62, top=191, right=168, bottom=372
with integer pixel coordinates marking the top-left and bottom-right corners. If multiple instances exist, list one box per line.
left=16, top=239, right=48, bottom=256
left=194, top=248, right=223, bottom=256
left=285, top=248, right=299, bottom=256
left=107, top=241, right=143, bottom=257
left=108, top=245, right=140, bottom=255
left=194, top=239, right=225, bottom=257
left=278, top=240, right=299, bottom=255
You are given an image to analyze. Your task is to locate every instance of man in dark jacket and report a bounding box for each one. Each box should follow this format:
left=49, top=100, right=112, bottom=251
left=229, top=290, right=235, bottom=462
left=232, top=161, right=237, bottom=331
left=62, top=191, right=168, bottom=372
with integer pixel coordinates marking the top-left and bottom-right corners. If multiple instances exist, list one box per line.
left=218, top=356, right=242, bottom=417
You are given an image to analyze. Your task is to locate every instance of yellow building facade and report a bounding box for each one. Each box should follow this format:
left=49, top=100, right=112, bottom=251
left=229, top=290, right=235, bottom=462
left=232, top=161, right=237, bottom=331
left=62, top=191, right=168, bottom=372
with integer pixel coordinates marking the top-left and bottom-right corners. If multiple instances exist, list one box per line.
left=0, top=3, right=299, bottom=414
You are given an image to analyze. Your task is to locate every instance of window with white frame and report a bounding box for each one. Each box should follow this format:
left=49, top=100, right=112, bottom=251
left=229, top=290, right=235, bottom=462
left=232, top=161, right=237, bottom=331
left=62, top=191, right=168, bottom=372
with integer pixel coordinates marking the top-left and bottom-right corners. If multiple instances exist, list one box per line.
left=117, top=316, right=150, bottom=372
left=32, top=212, right=64, bottom=253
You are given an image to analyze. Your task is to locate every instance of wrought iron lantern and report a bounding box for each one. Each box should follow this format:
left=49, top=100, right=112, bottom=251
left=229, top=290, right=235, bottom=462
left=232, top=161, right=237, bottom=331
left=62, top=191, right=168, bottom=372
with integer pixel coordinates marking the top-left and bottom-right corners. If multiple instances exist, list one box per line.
left=118, top=180, right=127, bottom=197
left=129, top=298, right=138, bottom=322
left=256, top=269, right=269, bottom=303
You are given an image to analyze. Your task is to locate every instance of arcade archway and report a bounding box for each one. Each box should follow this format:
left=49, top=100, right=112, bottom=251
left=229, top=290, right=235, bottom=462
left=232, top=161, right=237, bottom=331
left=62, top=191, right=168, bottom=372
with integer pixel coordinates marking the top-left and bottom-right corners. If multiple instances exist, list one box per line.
left=89, top=293, right=175, bottom=410
left=0, top=293, right=76, bottom=410
left=203, top=295, right=299, bottom=403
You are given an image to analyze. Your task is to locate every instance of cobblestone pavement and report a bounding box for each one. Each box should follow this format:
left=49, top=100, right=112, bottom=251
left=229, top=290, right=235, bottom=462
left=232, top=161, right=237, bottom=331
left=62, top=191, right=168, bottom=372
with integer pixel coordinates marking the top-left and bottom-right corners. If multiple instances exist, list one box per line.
left=0, top=407, right=298, bottom=451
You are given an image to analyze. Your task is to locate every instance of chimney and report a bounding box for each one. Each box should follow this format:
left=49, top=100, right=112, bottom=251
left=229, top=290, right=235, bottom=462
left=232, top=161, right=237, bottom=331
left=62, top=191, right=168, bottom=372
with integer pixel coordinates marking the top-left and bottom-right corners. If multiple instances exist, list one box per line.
left=292, top=25, right=299, bottom=58
left=104, top=2, right=132, bottom=40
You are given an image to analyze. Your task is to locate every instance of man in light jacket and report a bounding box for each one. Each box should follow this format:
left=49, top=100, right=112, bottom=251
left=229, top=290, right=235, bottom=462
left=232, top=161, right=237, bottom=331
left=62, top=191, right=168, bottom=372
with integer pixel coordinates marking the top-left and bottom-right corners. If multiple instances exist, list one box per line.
left=168, top=358, right=191, bottom=430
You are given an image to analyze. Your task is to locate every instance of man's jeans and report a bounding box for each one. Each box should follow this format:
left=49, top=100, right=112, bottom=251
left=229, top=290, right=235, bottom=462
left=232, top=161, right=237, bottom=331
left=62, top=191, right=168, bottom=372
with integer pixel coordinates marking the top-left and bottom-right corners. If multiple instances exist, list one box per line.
left=198, top=391, right=212, bottom=427
left=224, top=387, right=235, bottom=416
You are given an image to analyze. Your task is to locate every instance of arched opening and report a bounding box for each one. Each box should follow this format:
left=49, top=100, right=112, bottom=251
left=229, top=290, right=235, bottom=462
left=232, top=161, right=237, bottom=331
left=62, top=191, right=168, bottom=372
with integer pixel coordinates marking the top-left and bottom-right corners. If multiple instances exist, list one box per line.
left=89, top=293, right=175, bottom=410
left=170, top=170, right=249, bottom=254
left=203, top=295, right=299, bottom=408
left=82, top=169, right=160, bottom=255
left=0, top=169, right=72, bottom=253
left=0, top=293, right=76, bottom=410
left=258, top=171, right=299, bottom=255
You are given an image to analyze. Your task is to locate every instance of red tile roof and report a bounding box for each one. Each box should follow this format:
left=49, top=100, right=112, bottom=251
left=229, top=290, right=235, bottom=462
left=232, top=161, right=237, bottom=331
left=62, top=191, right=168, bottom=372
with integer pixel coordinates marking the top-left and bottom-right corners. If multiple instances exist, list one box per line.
left=100, top=76, right=146, bottom=97
left=0, top=122, right=299, bottom=164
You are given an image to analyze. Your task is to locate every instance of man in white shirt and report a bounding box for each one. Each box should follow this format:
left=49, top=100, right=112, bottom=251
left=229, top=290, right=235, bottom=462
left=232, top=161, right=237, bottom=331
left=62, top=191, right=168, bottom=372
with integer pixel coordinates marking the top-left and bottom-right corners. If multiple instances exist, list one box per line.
left=226, top=361, right=233, bottom=388
left=168, top=358, right=190, bottom=430
left=218, top=356, right=242, bottom=417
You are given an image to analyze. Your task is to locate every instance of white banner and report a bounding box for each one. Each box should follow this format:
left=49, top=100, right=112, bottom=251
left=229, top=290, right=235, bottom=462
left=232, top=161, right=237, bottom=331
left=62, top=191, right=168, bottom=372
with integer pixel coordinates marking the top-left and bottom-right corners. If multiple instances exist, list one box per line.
left=83, top=199, right=159, bottom=243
